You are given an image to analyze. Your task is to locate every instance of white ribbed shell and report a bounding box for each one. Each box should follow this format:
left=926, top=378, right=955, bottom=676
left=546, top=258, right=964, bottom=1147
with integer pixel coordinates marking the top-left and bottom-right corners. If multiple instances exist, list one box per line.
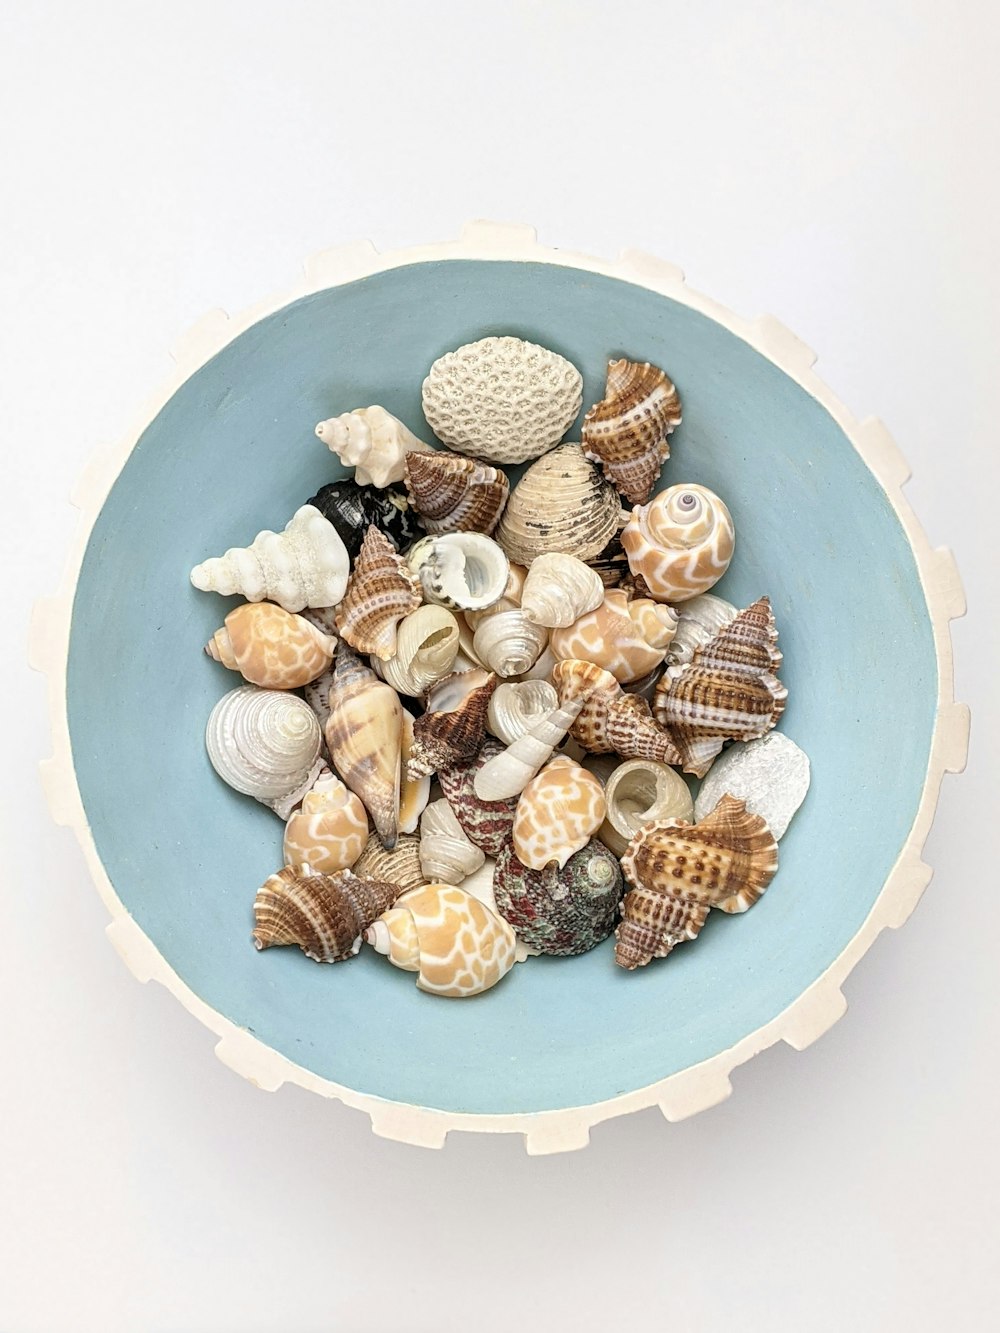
left=205, top=685, right=323, bottom=819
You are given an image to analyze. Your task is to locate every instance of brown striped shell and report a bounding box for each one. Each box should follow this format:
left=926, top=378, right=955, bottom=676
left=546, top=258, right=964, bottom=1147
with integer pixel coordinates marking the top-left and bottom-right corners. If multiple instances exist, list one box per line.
left=582, top=359, right=682, bottom=505
left=615, top=795, right=779, bottom=969
left=252, top=865, right=403, bottom=962
left=403, top=450, right=509, bottom=535
left=334, top=524, right=422, bottom=660
left=550, top=659, right=681, bottom=764
left=407, top=671, right=498, bottom=778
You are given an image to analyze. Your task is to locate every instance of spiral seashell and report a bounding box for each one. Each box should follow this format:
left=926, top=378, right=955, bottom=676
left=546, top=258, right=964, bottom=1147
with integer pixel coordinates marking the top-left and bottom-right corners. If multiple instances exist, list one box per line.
left=190, top=505, right=350, bottom=613
left=407, top=531, right=510, bottom=612
left=615, top=796, right=778, bottom=969
left=493, top=838, right=623, bottom=956
left=374, top=604, right=461, bottom=698
left=253, top=865, right=402, bottom=963
left=403, top=450, right=509, bottom=535
left=474, top=698, right=585, bottom=802
left=472, top=610, right=549, bottom=679
left=408, top=672, right=498, bottom=778
left=519, top=552, right=606, bottom=629
left=324, top=646, right=402, bottom=848
left=597, top=759, right=694, bottom=858
left=694, top=732, right=810, bottom=840
left=437, top=738, right=520, bottom=857
left=352, top=832, right=427, bottom=896
left=315, top=406, right=432, bottom=488
left=550, top=588, right=677, bottom=685
left=365, top=883, right=517, bottom=996
left=654, top=596, right=786, bottom=777
left=334, top=525, right=421, bottom=661
left=205, top=685, right=324, bottom=819
left=550, top=659, right=681, bottom=765
left=399, top=708, right=431, bottom=835
left=421, top=336, right=583, bottom=465
left=581, top=359, right=682, bottom=505
left=306, top=479, right=420, bottom=559
left=463, top=563, right=527, bottom=632
left=282, top=767, right=369, bottom=874
left=622, top=484, right=735, bottom=603
left=487, top=680, right=558, bottom=745
left=493, top=444, right=622, bottom=567
left=206, top=602, right=336, bottom=690
left=665, top=593, right=739, bottom=667
left=419, top=799, right=486, bottom=884
left=512, top=756, right=607, bottom=871
left=424, top=666, right=494, bottom=713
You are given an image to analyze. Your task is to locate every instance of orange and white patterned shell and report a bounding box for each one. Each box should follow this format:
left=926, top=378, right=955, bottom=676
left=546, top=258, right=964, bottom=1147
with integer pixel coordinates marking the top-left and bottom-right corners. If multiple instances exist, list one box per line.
left=622, top=484, right=735, bottom=603
left=365, top=883, right=517, bottom=997
left=282, top=769, right=369, bottom=874
left=205, top=602, right=336, bottom=689
left=513, top=755, right=607, bottom=870
left=549, top=588, right=678, bottom=684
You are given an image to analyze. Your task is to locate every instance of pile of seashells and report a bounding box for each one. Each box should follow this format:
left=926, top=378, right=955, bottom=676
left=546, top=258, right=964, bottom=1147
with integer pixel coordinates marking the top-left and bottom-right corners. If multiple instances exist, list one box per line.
left=190, top=335, right=810, bottom=998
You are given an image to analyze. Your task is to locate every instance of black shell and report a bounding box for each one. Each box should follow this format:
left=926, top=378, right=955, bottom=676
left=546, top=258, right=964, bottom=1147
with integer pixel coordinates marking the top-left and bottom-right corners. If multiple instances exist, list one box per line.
left=307, top=480, right=421, bottom=560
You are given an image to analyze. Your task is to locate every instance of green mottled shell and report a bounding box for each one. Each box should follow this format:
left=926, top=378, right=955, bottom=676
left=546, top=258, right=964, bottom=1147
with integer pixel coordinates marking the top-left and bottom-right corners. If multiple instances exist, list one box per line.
left=493, top=838, right=624, bottom=956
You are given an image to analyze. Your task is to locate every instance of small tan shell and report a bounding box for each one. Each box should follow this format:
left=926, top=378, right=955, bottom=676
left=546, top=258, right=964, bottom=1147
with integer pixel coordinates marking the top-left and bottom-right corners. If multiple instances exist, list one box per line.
left=582, top=359, right=682, bottom=504
left=324, top=647, right=402, bottom=847
left=494, top=444, right=622, bottom=566
left=512, top=755, right=607, bottom=871
left=550, top=659, right=681, bottom=765
left=474, top=698, right=585, bottom=801
left=253, top=865, right=402, bottom=963
left=205, top=685, right=324, bottom=820
left=335, top=525, right=422, bottom=661
left=399, top=708, right=431, bottom=835
left=283, top=768, right=369, bottom=873
left=550, top=588, right=677, bottom=684
left=487, top=680, right=558, bottom=745
left=622, top=484, right=735, bottom=603
left=472, top=610, right=549, bottom=678
left=365, top=883, right=518, bottom=996
left=520, top=552, right=606, bottom=629
left=615, top=796, right=778, bottom=969
left=206, top=602, right=336, bottom=690
left=421, top=336, right=583, bottom=465
left=419, top=799, right=486, bottom=883
left=352, top=832, right=427, bottom=896
left=375, top=604, right=461, bottom=697
left=403, top=450, right=509, bottom=535
left=597, top=759, right=694, bottom=858
left=407, top=532, right=511, bottom=612
left=408, top=671, right=498, bottom=778
left=315, top=406, right=432, bottom=488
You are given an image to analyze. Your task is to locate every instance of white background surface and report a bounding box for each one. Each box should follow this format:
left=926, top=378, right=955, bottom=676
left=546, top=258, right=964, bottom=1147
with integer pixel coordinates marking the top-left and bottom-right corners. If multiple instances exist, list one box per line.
left=2, top=3, right=996, bottom=1330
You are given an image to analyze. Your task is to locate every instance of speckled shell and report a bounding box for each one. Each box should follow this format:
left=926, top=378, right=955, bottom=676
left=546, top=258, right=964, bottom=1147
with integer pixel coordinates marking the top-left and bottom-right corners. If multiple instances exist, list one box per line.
left=597, top=758, right=694, bottom=858
left=550, top=588, right=677, bottom=684
left=422, top=336, right=583, bottom=465
left=206, top=602, right=336, bottom=689
left=472, top=610, right=548, bottom=678
left=365, top=883, right=517, bottom=996
left=315, top=406, right=432, bottom=488
left=323, top=646, right=402, bottom=847
left=419, top=799, right=486, bottom=884
left=282, top=768, right=369, bottom=873
left=512, top=756, right=607, bottom=871
left=666, top=593, right=739, bottom=667
left=334, top=525, right=422, bottom=661
left=407, top=531, right=511, bottom=612
left=407, top=671, right=498, bottom=778
left=493, top=838, right=623, bottom=955
left=205, top=685, right=324, bottom=819
left=486, top=680, right=558, bottom=745
left=615, top=795, right=779, bottom=969
left=582, top=360, right=682, bottom=504
left=306, top=479, right=420, bottom=560
left=191, top=505, right=350, bottom=613
left=520, top=552, right=606, bottom=629
left=399, top=708, right=431, bottom=835
left=352, top=832, right=427, bottom=896
left=654, top=596, right=786, bottom=776
left=437, top=738, right=520, bottom=857
left=550, top=659, right=681, bottom=764
left=253, top=865, right=402, bottom=963
left=493, top=444, right=622, bottom=566
left=622, top=485, right=735, bottom=603
left=403, top=450, right=509, bottom=535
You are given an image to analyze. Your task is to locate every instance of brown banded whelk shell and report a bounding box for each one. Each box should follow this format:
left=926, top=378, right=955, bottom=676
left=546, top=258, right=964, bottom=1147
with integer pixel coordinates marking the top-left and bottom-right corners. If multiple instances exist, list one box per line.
left=551, top=659, right=681, bottom=765
left=493, top=444, right=622, bottom=567
left=252, top=865, right=403, bottom=963
left=407, top=672, right=498, bottom=778
left=403, top=450, right=509, bottom=535
left=334, top=525, right=422, bottom=661
left=582, top=359, right=682, bottom=505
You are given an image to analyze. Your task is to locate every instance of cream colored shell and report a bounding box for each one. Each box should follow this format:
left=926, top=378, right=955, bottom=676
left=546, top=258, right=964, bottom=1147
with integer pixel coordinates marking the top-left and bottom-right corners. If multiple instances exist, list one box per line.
left=472, top=610, right=548, bottom=678
left=314, top=406, right=432, bottom=488
left=419, top=799, right=486, bottom=883
left=487, top=680, right=558, bottom=745
left=206, top=602, right=336, bottom=689
left=375, top=604, right=461, bottom=697
left=493, top=443, right=622, bottom=567
left=597, top=759, right=694, bottom=858
left=520, top=552, right=606, bottom=629
left=512, top=755, right=607, bottom=870
left=422, top=336, right=583, bottom=465
left=666, top=593, right=738, bottom=667
left=283, top=769, right=369, bottom=873
left=463, top=563, right=527, bottom=632
left=474, top=698, right=585, bottom=802
left=407, top=532, right=511, bottom=612
left=622, top=484, right=735, bottom=603
left=550, top=588, right=677, bottom=684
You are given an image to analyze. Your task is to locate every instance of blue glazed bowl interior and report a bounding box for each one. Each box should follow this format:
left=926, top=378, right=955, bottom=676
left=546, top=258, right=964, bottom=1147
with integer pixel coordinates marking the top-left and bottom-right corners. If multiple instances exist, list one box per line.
left=67, top=261, right=937, bottom=1115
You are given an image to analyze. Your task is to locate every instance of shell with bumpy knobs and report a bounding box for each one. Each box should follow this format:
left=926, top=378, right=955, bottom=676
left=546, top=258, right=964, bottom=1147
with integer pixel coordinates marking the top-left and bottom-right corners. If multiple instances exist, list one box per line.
left=253, top=865, right=402, bottom=963
left=206, top=602, right=336, bottom=690
left=407, top=672, right=498, bottom=778
left=622, top=484, right=735, bottom=603
left=551, top=659, right=681, bottom=765
left=493, top=838, right=623, bottom=956
left=282, top=767, right=369, bottom=874
left=315, top=406, right=432, bottom=488
left=512, top=755, right=607, bottom=871
left=494, top=444, right=622, bottom=567
left=205, top=685, right=324, bottom=820
left=582, top=359, right=682, bottom=505
left=666, top=593, right=738, bottom=667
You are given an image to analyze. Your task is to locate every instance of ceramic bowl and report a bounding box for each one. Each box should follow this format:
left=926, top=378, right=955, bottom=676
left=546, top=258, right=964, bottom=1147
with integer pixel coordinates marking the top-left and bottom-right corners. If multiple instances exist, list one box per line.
left=34, top=222, right=968, bottom=1152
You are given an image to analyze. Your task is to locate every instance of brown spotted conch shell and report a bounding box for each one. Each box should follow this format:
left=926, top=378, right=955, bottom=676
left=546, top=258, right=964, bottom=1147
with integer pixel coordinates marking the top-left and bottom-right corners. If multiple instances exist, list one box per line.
left=253, top=865, right=403, bottom=963
left=323, top=646, right=402, bottom=848
left=550, top=588, right=678, bottom=684
left=403, top=449, right=509, bottom=534
left=512, top=755, right=607, bottom=871
left=582, top=359, right=682, bottom=504
left=205, top=601, right=336, bottom=689
left=551, top=659, right=681, bottom=765
left=334, top=525, right=422, bottom=661
left=622, top=484, right=735, bottom=603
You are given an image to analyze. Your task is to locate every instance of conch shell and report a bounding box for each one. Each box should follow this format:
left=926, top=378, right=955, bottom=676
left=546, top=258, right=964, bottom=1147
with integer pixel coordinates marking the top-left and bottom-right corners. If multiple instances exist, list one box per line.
left=323, top=646, right=402, bottom=847
left=472, top=610, right=548, bottom=678
left=334, top=525, right=422, bottom=661
left=494, top=443, right=622, bottom=567
left=399, top=708, right=431, bottom=834
left=615, top=796, right=779, bottom=969
left=493, top=838, right=623, bottom=956
left=474, top=698, right=585, bottom=802
left=353, top=832, right=426, bottom=896
left=403, top=449, right=509, bottom=534
left=519, top=552, right=606, bottom=629
left=407, top=671, right=498, bottom=778
left=622, top=484, right=735, bottom=603
left=374, top=604, right=461, bottom=697
left=421, top=335, right=582, bottom=465
left=190, top=505, right=350, bottom=613
left=582, top=359, right=682, bottom=504
left=551, top=659, right=681, bottom=764
left=283, top=767, right=369, bottom=874
left=597, top=759, right=694, bottom=858
left=512, top=755, right=607, bottom=871
left=253, top=865, right=402, bottom=963
left=486, top=680, right=558, bottom=745
left=407, top=531, right=510, bottom=612
left=654, top=596, right=786, bottom=776
left=666, top=593, right=738, bottom=667
left=205, top=602, right=336, bottom=689
left=366, top=883, right=518, bottom=996
left=315, top=406, right=432, bottom=488
left=418, top=799, right=485, bottom=883
left=550, top=587, right=677, bottom=684
left=205, top=685, right=323, bottom=819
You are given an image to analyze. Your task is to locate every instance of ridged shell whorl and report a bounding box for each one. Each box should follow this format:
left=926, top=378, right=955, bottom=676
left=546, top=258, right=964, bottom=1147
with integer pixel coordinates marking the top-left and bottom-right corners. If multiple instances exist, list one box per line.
left=334, top=525, right=422, bottom=661
left=206, top=685, right=323, bottom=819
left=494, top=444, right=622, bottom=567
left=253, top=866, right=402, bottom=963
left=493, top=838, right=624, bottom=956
left=551, top=659, right=681, bottom=765
left=403, top=450, right=509, bottom=535
left=315, top=405, right=432, bottom=488
left=666, top=593, right=738, bottom=667
left=582, top=359, right=682, bottom=504
left=422, top=336, right=583, bottom=465
left=352, top=832, right=427, bottom=897
left=373, top=604, right=461, bottom=697
left=486, top=680, right=558, bottom=746
left=206, top=602, right=336, bottom=690
left=622, top=484, right=735, bottom=603
left=471, top=610, right=548, bottom=678
left=407, top=532, right=510, bottom=612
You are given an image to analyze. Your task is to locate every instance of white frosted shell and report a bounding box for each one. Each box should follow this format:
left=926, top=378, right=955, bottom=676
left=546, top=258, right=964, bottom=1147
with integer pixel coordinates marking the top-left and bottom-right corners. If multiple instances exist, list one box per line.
left=694, top=732, right=810, bottom=839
